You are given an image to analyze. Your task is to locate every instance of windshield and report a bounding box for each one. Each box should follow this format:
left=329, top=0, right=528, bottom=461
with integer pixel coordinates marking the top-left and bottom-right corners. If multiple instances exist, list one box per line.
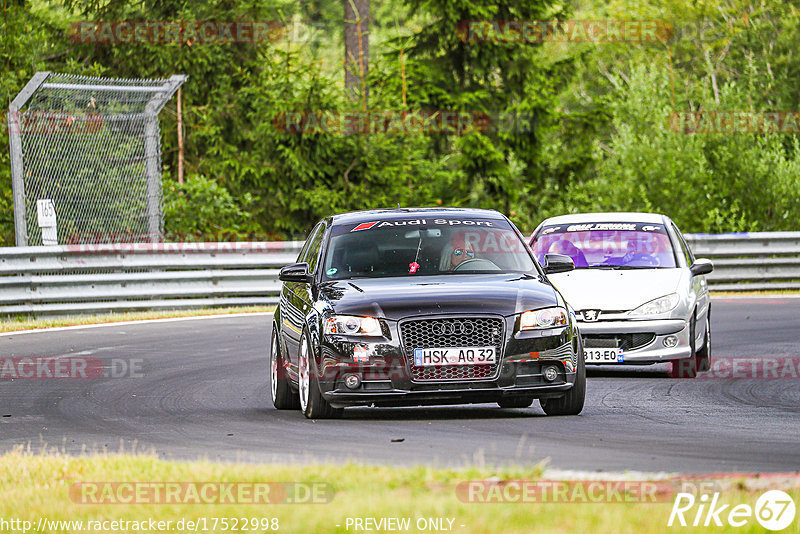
left=530, top=222, right=677, bottom=269
left=322, top=216, right=536, bottom=280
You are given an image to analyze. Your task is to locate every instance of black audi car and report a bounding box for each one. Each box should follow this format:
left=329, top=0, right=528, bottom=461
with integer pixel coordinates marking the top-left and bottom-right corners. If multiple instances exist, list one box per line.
left=270, top=208, right=585, bottom=418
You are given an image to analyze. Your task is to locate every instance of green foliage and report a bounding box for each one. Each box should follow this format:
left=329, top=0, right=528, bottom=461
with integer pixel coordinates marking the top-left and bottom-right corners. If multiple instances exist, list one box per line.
left=0, top=2, right=62, bottom=245
left=162, top=175, right=258, bottom=238
left=2, top=0, right=800, bottom=244
left=535, top=0, right=800, bottom=232
left=546, top=62, right=800, bottom=232
left=378, top=0, right=566, bottom=217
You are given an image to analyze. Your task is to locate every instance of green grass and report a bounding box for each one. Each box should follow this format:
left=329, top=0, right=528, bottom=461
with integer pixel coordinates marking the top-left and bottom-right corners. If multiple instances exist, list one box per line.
left=0, top=306, right=274, bottom=333
left=0, top=450, right=796, bottom=533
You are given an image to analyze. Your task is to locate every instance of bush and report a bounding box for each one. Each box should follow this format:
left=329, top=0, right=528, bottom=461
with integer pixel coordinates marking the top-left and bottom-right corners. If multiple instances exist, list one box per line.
left=554, top=64, right=800, bottom=232
left=163, top=175, right=258, bottom=240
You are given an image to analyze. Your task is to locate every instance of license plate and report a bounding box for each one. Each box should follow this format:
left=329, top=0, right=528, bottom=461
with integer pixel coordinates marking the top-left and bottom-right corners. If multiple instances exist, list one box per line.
left=413, top=347, right=496, bottom=366
left=584, top=348, right=624, bottom=363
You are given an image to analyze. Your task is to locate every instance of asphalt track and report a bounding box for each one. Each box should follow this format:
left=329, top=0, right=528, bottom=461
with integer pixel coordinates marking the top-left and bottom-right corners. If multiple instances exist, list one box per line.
left=1, top=297, right=799, bottom=474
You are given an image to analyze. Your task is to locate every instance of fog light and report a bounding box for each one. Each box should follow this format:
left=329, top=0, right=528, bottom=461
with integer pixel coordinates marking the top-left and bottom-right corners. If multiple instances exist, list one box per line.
left=543, top=365, right=559, bottom=382
left=344, top=374, right=361, bottom=389
left=663, top=335, right=678, bottom=348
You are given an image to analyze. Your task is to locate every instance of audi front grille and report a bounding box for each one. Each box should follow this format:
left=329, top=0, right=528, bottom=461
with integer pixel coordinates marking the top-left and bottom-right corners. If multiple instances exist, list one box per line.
left=399, top=316, right=504, bottom=381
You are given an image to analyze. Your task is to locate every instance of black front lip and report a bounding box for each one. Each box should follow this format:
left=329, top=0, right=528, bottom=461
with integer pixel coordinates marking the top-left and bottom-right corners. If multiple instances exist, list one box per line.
left=324, top=382, right=574, bottom=407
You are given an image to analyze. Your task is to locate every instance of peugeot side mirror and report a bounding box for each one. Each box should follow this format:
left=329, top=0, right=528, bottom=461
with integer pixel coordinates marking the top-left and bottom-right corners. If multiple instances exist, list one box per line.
left=279, top=263, right=314, bottom=283
left=690, top=258, right=713, bottom=276
left=543, top=254, right=575, bottom=274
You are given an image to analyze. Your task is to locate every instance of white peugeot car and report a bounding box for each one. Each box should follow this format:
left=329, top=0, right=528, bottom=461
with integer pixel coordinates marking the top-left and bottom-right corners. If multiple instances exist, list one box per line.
left=529, top=212, right=713, bottom=378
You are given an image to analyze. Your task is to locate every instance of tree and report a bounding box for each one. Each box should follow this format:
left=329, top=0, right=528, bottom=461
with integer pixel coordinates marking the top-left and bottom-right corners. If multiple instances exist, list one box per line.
left=388, top=0, right=568, bottom=220
left=344, top=0, right=370, bottom=106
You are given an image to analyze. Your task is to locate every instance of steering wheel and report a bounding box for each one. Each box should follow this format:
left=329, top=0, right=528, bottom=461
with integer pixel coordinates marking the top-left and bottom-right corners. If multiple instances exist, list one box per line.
left=629, top=253, right=659, bottom=267
left=453, top=258, right=500, bottom=272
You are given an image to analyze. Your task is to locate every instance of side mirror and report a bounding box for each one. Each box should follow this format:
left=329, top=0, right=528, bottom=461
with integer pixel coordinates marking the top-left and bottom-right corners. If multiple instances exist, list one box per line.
left=690, top=258, right=713, bottom=276
left=543, top=253, right=575, bottom=274
left=279, top=263, right=314, bottom=283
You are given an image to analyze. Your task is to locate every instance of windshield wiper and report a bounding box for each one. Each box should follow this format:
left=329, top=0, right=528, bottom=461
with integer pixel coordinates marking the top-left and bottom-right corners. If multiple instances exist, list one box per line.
left=589, top=265, right=653, bottom=270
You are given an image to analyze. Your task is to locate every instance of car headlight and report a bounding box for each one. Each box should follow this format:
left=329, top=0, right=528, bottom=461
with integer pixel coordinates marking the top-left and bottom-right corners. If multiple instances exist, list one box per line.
left=629, top=293, right=680, bottom=316
left=324, top=315, right=382, bottom=336
left=520, top=307, right=569, bottom=330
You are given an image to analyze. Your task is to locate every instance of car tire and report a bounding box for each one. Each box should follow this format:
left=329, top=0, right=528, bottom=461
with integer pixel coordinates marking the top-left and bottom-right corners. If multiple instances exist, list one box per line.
left=669, top=315, right=698, bottom=378
left=540, top=341, right=586, bottom=416
left=497, top=396, right=534, bottom=409
left=270, top=326, right=299, bottom=410
left=695, top=307, right=711, bottom=373
left=298, top=330, right=343, bottom=420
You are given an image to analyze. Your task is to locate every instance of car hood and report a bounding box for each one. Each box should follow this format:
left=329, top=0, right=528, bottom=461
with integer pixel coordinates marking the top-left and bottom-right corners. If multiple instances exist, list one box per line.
left=547, top=268, right=684, bottom=311
left=318, top=273, right=557, bottom=320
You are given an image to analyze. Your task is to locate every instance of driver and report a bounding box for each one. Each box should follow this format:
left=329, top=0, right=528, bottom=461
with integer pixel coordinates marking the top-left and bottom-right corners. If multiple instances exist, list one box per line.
left=442, top=232, right=476, bottom=271
left=620, top=240, right=637, bottom=264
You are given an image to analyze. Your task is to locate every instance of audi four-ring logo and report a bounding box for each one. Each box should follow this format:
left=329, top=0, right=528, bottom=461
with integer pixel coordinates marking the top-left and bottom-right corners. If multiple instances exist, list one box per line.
left=432, top=322, right=475, bottom=335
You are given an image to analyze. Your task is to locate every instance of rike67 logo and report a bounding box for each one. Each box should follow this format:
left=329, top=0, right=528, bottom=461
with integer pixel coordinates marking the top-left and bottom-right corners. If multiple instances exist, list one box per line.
left=669, top=490, right=796, bottom=531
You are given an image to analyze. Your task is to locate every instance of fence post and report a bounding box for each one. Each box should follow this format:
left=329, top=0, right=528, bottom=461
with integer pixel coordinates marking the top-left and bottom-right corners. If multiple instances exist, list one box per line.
left=143, top=113, right=162, bottom=243
left=144, top=75, right=188, bottom=243
left=7, top=72, right=51, bottom=247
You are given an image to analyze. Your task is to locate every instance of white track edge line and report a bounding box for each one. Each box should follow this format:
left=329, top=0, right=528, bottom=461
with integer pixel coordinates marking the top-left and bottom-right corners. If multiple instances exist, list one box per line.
left=0, top=312, right=274, bottom=337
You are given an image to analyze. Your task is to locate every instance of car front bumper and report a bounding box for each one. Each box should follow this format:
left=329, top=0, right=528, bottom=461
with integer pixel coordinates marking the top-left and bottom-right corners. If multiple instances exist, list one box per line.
left=316, top=320, right=580, bottom=408
left=579, top=318, right=692, bottom=363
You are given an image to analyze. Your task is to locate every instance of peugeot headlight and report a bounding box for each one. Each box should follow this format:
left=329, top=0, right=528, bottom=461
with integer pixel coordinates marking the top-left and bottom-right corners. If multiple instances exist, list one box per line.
left=324, top=315, right=382, bottom=336
left=629, top=293, right=680, bottom=316
left=520, top=307, right=569, bottom=330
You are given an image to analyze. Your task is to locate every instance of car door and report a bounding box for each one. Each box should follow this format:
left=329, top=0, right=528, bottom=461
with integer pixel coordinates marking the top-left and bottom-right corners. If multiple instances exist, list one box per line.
left=281, top=222, right=326, bottom=373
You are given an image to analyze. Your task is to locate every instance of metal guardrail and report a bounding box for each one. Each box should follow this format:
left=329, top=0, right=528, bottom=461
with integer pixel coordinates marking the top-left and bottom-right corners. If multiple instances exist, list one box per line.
left=0, top=233, right=796, bottom=316
left=685, top=232, right=800, bottom=292
left=0, top=242, right=303, bottom=316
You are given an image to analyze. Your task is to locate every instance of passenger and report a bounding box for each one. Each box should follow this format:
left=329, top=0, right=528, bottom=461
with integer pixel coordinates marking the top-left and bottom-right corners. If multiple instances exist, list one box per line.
left=548, top=239, right=588, bottom=268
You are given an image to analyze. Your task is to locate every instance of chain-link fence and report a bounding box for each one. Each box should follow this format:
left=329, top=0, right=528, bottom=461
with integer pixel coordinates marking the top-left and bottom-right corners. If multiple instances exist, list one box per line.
left=7, top=72, right=186, bottom=246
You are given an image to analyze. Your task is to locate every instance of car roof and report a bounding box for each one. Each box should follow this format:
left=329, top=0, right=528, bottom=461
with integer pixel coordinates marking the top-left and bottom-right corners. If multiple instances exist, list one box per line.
left=330, top=207, right=506, bottom=226
left=537, top=212, right=668, bottom=227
